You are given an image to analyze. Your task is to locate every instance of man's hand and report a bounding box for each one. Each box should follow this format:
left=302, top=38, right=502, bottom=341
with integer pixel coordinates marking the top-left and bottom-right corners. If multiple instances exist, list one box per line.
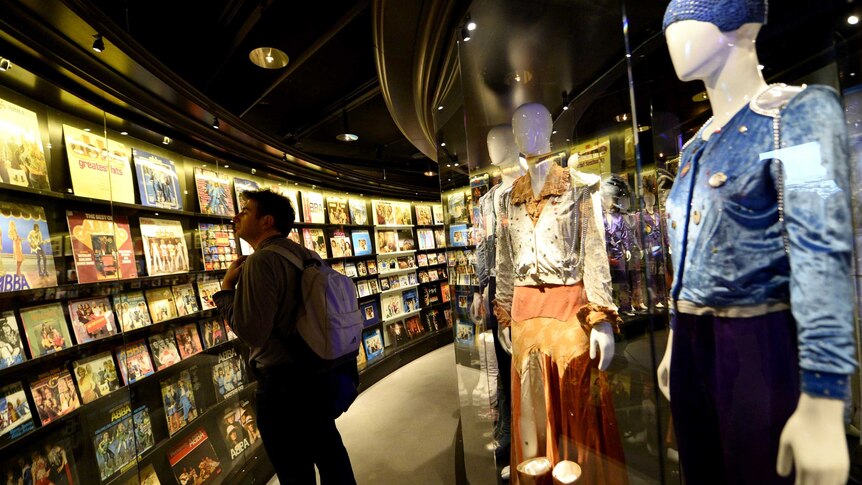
left=221, top=256, right=248, bottom=290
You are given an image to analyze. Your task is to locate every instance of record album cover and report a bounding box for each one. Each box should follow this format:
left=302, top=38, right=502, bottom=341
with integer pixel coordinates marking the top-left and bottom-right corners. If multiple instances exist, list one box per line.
left=211, top=347, right=245, bottom=402
left=417, top=229, right=435, bottom=250
left=116, top=339, right=155, bottom=385
left=0, top=311, right=26, bottom=370
left=199, top=318, right=228, bottom=349
left=172, top=283, right=200, bottom=317
left=144, top=287, right=178, bottom=324
left=402, top=289, right=419, bottom=313
left=174, top=323, right=203, bottom=359
left=432, top=204, right=444, bottom=225
left=385, top=321, right=408, bottom=346
left=0, top=202, right=57, bottom=292
left=449, top=224, right=469, bottom=247
left=167, top=428, right=221, bottom=484
left=114, top=291, right=153, bottom=332
left=447, top=192, right=467, bottom=224
left=132, top=149, right=182, bottom=210
left=302, top=228, right=327, bottom=259
left=20, top=303, right=71, bottom=357
left=194, top=167, right=235, bottom=217
left=72, top=351, right=121, bottom=404
left=121, top=464, right=160, bottom=485
left=329, top=229, right=353, bottom=258
left=0, top=96, right=49, bottom=190
left=361, top=301, right=380, bottom=326
left=351, top=230, right=372, bottom=256
left=0, top=381, right=33, bottom=444
left=348, top=199, right=368, bottom=225
left=197, top=280, right=221, bottom=310
left=198, top=223, right=238, bottom=271
left=29, top=368, right=80, bottom=425
left=91, top=399, right=141, bottom=481
left=327, top=196, right=350, bottom=225
left=0, top=434, right=78, bottom=484
left=148, top=330, right=181, bottom=371
left=160, top=369, right=199, bottom=436
left=66, top=211, right=136, bottom=283
left=415, top=205, right=433, bottom=226
left=219, top=399, right=261, bottom=461
left=381, top=293, right=402, bottom=321
left=366, top=260, right=377, bottom=275
left=63, top=124, right=134, bottom=203
left=405, top=315, right=426, bottom=339
left=301, top=190, right=325, bottom=224
left=362, top=328, right=384, bottom=360
left=233, top=177, right=260, bottom=211
left=376, top=230, right=397, bottom=254
left=140, top=218, right=190, bottom=276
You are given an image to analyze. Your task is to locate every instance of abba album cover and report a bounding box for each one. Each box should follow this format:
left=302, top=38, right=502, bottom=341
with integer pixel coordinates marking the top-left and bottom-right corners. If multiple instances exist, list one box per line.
left=113, top=291, right=153, bottom=332
left=329, top=229, right=352, bottom=258
left=67, top=211, right=137, bottom=283
left=115, top=339, right=155, bottom=385
left=132, top=148, right=182, bottom=210
left=160, top=369, right=199, bottom=436
left=29, top=368, right=80, bottom=425
left=233, top=176, right=260, bottom=211
left=20, top=303, right=71, bottom=358
left=167, top=428, right=221, bottom=484
left=211, top=347, right=245, bottom=402
left=0, top=433, right=79, bottom=484
left=348, top=198, right=368, bottom=225
left=194, top=167, right=235, bottom=217
left=198, top=222, right=238, bottom=271
left=144, top=286, right=178, bottom=324
left=0, top=310, right=26, bottom=370
left=72, top=351, right=121, bottom=404
left=362, top=328, right=384, bottom=360
left=63, top=124, right=134, bottom=203
left=197, top=280, right=221, bottom=310
left=0, top=96, right=49, bottom=190
left=148, top=330, right=181, bottom=371
left=301, top=190, right=325, bottom=224
left=90, top=399, right=140, bottom=482
left=120, top=464, right=160, bottom=485
left=0, top=202, right=57, bottom=291
left=350, top=230, right=372, bottom=256
left=219, top=399, right=261, bottom=461
left=0, top=381, right=33, bottom=444
left=139, top=217, right=190, bottom=276
left=199, top=318, right=228, bottom=349
left=327, top=196, right=350, bottom=225
left=67, top=296, right=117, bottom=344
left=174, top=322, right=203, bottom=359
left=301, top=228, right=327, bottom=259
left=415, top=204, right=433, bottom=226
left=432, top=204, right=444, bottom=225
left=172, top=282, right=200, bottom=317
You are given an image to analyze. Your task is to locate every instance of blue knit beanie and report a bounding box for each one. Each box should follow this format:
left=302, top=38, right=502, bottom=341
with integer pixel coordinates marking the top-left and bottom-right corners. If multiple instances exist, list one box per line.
left=663, top=0, right=767, bottom=33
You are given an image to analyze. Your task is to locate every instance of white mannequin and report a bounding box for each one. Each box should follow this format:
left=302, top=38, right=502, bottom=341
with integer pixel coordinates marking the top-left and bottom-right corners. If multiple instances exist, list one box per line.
left=471, top=125, right=525, bottom=353
left=511, top=102, right=615, bottom=371
left=658, top=19, right=849, bottom=484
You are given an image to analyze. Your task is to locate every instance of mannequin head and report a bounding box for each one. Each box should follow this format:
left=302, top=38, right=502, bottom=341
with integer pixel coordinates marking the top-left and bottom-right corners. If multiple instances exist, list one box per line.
left=665, top=21, right=762, bottom=82
left=486, top=124, right=520, bottom=168
left=512, top=103, right=552, bottom=157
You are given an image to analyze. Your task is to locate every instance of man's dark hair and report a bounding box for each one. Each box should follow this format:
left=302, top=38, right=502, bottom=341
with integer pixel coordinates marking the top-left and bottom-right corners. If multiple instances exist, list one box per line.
left=241, top=189, right=296, bottom=235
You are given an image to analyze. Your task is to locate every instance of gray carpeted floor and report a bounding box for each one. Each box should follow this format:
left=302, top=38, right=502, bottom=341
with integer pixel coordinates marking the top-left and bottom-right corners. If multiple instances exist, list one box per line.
left=269, top=344, right=461, bottom=485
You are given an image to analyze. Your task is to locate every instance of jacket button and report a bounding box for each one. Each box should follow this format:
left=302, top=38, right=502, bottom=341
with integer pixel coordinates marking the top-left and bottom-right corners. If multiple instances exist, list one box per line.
left=693, top=211, right=701, bottom=225
left=671, top=221, right=677, bottom=229
left=738, top=126, right=748, bottom=134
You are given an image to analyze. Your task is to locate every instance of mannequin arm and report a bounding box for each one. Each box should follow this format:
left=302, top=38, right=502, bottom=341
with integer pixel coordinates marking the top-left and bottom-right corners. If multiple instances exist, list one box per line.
left=589, top=322, right=615, bottom=371
left=656, top=329, right=673, bottom=401
left=471, top=291, right=484, bottom=321
left=776, top=394, right=849, bottom=484
left=498, top=326, right=513, bottom=356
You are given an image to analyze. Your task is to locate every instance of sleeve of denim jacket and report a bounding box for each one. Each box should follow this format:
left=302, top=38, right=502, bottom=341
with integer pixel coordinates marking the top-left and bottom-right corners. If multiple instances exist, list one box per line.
left=777, top=86, right=857, bottom=399
left=582, top=179, right=617, bottom=310
left=494, top=188, right=515, bottom=314
left=476, top=191, right=490, bottom=291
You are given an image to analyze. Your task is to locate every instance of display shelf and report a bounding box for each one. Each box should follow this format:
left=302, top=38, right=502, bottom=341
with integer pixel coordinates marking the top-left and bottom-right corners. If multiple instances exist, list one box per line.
left=376, top=249, right=416, bottom=257
left=381, top=308, right=421, bottom=325
left=325, top=254, right=378, bottom=262
left=373, top=224, right=413, bottom=229
left=379, top=283, right=419, bottom=296
left=377, top=267, right=416, bottom=277
left=418, top=262, right=447, bottom=269
left=415, top=224, right=445, bottom=228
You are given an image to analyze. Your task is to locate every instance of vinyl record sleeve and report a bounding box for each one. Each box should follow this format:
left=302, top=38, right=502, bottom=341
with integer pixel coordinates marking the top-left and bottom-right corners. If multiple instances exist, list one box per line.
left=63, top=124, right=134, bottom=203
left=194, top=167, right=235, bottom=217
left=139, top=218, right=190, bottom=276
left=132, top=148, right=182, bottom=210
left=72, top=351, right=121, bottom=404
left=67, top=211, right=136, bottom=283
left=20, top=303, right=71, bottom=358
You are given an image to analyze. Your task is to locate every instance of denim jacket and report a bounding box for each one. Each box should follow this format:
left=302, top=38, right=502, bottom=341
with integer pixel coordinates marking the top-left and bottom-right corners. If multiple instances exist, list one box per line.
left=495, top=160, right=616, bottom=316
left=666, top=84, right=857, bottom=399
left=476, top=184, right=501, bottom=290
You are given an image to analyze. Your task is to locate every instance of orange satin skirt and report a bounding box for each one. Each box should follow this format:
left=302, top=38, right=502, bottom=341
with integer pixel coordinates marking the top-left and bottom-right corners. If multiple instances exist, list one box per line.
left=510, top=284, right=627, bottom=484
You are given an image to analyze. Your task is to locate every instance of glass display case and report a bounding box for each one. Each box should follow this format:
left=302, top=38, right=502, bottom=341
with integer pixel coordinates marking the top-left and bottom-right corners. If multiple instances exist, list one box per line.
left=441, top=1, right=862, bottom=483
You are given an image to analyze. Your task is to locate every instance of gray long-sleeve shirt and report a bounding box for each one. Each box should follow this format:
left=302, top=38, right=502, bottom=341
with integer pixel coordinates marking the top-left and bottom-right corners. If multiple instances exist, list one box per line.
left=213, top=236, right=303, bottom=369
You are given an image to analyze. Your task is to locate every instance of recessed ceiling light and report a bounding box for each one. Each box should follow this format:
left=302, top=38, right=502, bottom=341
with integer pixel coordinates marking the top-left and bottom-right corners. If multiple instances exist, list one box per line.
left=120, top=131, right=128, bottom=136
left=212, top=117, right=219, bottom=129
left=163, top=136, right=171, bottom=145
left=84, top=128, right=91, bottom=132
left=446, top=164, right=451, bottom=167
left=461, top=27, right=471, bottom=42
left=440, top=142, right=446, bottom=147
left=552, top=130, right=557, bottom=134
left=438, top=106, right=443, bottom=111
left=249, top=47, right=289, bottom=69
left=849, top=15, right=859, bottom=25
left=467, top=20, right=477, bottom=31
left=454, top=162, right=459, bottom=166
left=615, top=113, right=630, bottom=122
left=223, top=165, right=229, bottom=168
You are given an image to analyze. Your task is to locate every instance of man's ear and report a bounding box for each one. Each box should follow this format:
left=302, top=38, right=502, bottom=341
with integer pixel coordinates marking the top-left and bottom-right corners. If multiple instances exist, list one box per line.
left=262, top=214, right=275, bottom=230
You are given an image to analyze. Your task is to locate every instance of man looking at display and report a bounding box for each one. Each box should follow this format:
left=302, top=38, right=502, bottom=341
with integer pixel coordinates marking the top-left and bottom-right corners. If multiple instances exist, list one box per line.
left=213, top=189, right=356, bottom=485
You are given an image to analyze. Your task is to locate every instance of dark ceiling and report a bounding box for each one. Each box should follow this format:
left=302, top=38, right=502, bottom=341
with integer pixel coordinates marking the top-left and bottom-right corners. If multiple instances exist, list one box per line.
left=85, top=0, right=441, bottom=189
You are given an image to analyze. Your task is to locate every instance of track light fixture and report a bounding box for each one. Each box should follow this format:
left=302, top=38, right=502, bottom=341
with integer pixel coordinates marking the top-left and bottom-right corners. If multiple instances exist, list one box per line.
left=423, top=161, right=437, bottom=177
left=211, top=117, right=219, bottom=129
left=162, top=136, right=171, bottom=145
left=0, top=58, right=11, bottom=71
left=92, top=34, right=105, bottom=53
left=466, top=14, right=477, bottom=31
left=336, top=110, right=358, bottom=142
left=562, top=90, right=570, bottom=111
left=461, top=27, right=471, bottom=42
left=282, top=152, right=288, bottom=162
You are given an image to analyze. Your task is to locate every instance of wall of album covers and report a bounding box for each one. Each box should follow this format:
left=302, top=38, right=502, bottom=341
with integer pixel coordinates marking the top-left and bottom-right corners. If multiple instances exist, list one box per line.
left=0, top=63, right=449, bottom=484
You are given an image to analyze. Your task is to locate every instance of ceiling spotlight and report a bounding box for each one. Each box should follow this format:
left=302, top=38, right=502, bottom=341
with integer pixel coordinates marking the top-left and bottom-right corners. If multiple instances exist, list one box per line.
left=0, top=58, right=12, bottom=71
left=92, top=34, right=105, bottom=53
left=336, top=109, right=358, bottom=142
left=440, top=142, right=446, bottom=147
left=466, top=15, right=477, bottom=31
left=437, top=106, right=444, bottom=111
left=562, top=105, right=568, bottom=111
left=249, top=47, right=289, bottom=69
left=615, top=113, right=630, bottom=122
left=552, top=130, right=557, bottom=134
left=849, top=15, right=860, bottom=25
left=223, top=165, right=229, bottom=168
left=120, top=131, right=128, bottom=136
left=423, top=163, right=437, bottom=177
left=212, top=117, right=219, bottom=129
left=446, top=164, right=451, bottom=167
left=162, top=136, right=171, bottom=145
left=461, top=27, right=471, bottom=42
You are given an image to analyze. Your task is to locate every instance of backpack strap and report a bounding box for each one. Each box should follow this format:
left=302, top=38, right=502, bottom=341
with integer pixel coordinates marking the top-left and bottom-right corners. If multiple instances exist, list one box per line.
left=261, top=243, right=320, bottom=270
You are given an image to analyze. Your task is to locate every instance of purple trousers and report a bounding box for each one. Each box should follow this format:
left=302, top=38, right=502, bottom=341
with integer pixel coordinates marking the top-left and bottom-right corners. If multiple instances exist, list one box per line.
left=670, top=311, right=799, bottom=485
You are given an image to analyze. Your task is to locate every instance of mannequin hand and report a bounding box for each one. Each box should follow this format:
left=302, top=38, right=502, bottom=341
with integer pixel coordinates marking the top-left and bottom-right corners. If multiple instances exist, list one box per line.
left=498, top=326, right=513, bottom=356
left=656, top=330, right=673, bottom=402
left=471, top=292, right=484, bottom=321
left=777, top=394, right=849, bottom=484
left=625, top=250, right=632, bottom=261
left=589, top=322, right=615, bottom=371
left=493, top=302, right=511, bottom=328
